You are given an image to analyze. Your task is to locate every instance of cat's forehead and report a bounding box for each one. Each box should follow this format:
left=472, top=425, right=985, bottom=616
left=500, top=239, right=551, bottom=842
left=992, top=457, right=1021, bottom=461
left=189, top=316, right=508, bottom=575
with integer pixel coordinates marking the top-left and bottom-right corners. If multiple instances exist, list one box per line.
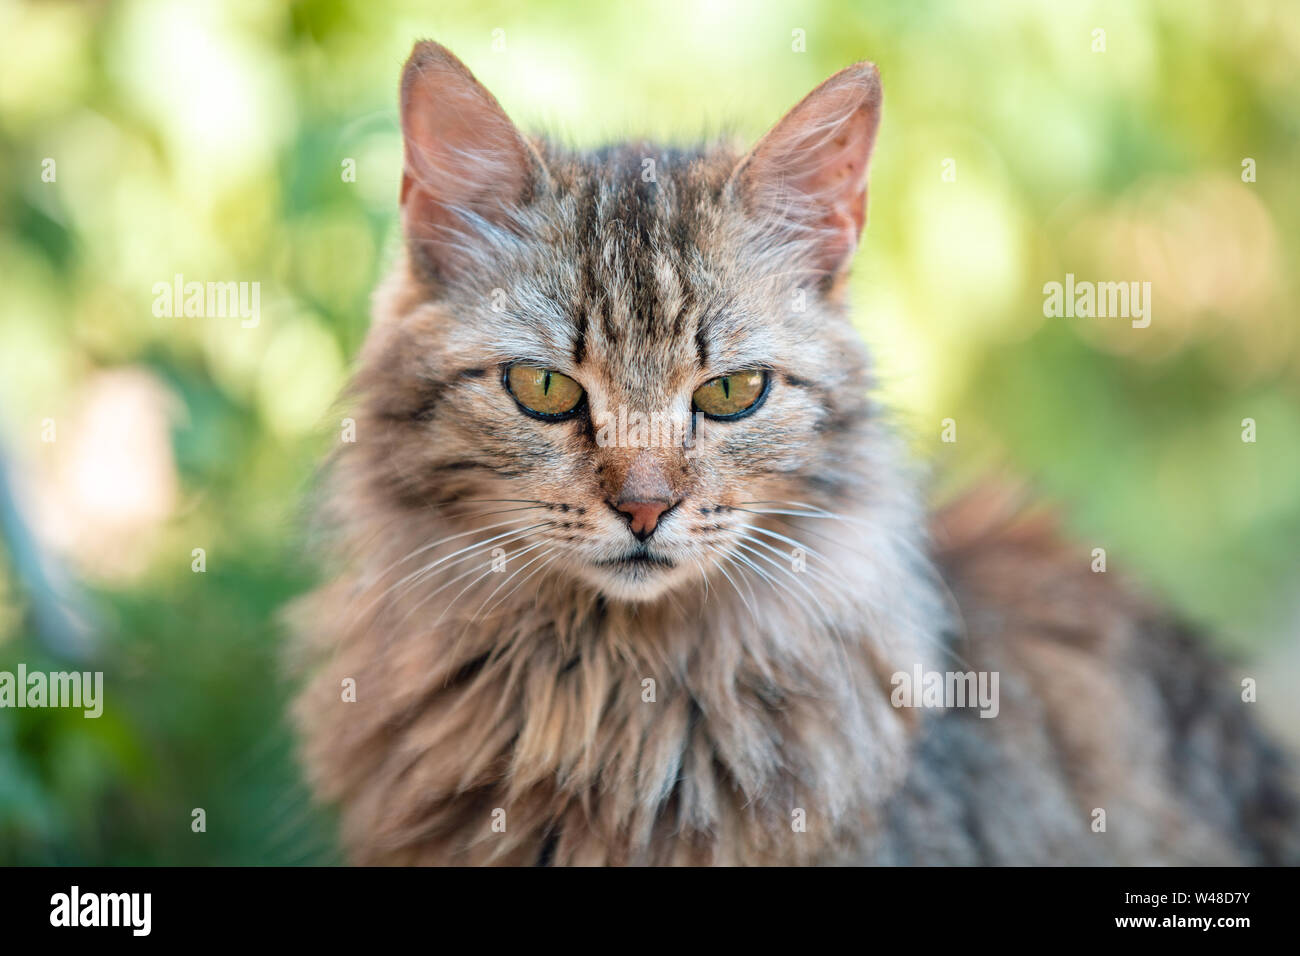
left=456, top=142, right=799, bottom=396
left=534, top=143, right=776, bottom=387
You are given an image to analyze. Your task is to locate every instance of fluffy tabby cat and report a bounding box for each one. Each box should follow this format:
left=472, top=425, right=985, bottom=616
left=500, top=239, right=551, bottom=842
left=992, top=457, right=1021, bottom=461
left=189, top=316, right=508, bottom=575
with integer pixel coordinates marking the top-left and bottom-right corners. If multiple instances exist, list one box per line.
left=290, top=41, right=1298, bottom=865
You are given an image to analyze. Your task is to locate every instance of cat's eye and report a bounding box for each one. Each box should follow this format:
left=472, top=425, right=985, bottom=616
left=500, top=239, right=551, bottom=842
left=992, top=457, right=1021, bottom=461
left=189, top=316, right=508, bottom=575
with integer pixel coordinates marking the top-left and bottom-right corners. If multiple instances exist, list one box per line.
left=504, top=365, right=585, bottom=419
left=692, top=370, right=769, bottom=420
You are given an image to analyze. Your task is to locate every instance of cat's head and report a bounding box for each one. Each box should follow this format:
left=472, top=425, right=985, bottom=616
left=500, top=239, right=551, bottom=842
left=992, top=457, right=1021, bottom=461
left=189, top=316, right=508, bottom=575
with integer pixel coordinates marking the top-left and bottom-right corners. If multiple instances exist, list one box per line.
left=354, top=41, right=885, bottom=603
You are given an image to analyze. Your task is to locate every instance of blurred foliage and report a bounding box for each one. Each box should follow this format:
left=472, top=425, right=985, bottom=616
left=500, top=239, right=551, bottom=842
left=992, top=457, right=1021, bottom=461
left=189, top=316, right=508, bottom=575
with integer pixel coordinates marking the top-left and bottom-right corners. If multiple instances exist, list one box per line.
left=0, top=0, right=1297, bottom=863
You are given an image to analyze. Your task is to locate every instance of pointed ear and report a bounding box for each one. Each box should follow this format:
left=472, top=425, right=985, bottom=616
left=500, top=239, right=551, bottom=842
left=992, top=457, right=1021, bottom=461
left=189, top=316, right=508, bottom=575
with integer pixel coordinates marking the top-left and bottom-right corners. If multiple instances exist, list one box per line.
left=730, top=63, right=882, bottom=283
left=399, top=41, right=545, bottom=283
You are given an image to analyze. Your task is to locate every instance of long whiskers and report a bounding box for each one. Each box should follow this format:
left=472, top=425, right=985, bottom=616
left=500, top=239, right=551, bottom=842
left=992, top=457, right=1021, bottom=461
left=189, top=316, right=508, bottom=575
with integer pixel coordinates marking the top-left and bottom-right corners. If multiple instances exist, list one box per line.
left=732, top=503, right=971, bottom=666
left=704, top=545, right=760, bottom=632
left=352, top=517, right=552, bottom=627
left=395, top=535, right=554, bottom=633
left=726, top=539, right=864, bottom=717
left=468, top=544, right=559, bottom=625
left=440, top=548, right=567, bottom=685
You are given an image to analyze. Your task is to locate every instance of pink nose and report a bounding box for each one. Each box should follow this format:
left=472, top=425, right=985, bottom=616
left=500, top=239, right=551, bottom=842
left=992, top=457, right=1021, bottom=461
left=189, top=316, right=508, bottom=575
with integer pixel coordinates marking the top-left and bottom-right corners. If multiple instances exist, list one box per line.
left=613, top=499, right=672, bottom=540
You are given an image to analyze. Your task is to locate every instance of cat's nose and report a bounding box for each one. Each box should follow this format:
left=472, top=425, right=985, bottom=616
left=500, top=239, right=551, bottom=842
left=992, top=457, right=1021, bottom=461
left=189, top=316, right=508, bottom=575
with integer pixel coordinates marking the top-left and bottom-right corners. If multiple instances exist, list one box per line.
left=611, top=499, right=674, bottom=541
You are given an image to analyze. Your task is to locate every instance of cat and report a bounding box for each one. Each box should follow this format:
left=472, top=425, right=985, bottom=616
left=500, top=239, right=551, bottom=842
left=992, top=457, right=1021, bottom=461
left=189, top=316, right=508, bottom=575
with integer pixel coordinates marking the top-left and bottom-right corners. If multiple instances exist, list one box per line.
left=289, top=40, right=1299, bottom=865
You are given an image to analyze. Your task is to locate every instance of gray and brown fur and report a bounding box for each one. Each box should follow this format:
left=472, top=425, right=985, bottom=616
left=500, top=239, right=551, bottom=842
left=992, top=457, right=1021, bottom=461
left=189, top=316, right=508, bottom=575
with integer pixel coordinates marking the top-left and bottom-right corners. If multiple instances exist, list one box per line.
left=289, top=42, right=1298, bottom=865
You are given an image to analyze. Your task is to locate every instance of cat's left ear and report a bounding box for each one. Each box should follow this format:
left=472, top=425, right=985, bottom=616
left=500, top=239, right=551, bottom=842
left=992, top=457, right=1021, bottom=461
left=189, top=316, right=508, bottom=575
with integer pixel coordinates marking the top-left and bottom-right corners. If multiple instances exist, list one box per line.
left=729, top=63, right=882, bottom=283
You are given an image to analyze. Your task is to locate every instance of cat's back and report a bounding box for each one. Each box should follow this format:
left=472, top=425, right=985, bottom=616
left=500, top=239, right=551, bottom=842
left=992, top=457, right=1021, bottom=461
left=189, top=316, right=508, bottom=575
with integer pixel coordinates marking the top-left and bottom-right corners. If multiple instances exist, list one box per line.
left=874, top=485, right=1300, bottom=865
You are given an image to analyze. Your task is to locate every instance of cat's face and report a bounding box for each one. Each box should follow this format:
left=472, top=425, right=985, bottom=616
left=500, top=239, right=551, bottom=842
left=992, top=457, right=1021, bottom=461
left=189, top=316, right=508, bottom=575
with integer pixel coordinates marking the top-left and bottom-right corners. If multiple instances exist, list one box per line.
left=357, top=43, right=882, bottom=603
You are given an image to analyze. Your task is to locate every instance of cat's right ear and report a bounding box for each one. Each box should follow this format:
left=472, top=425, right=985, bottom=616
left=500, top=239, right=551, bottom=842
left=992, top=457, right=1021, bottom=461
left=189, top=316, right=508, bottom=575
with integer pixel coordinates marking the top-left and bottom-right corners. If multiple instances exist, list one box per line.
left=399, top=41, right=546, bottom=284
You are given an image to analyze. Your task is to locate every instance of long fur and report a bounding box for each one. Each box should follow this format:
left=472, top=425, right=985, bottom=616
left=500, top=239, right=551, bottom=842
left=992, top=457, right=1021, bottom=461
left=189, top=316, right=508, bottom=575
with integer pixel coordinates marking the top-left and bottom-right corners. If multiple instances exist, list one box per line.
left=288, top=45, right=1298, bottom=866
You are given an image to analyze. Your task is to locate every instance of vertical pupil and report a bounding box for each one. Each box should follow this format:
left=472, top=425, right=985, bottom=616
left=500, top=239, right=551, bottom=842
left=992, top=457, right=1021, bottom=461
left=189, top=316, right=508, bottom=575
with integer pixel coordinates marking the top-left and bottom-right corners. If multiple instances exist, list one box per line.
left=721, top=377, right=731, bottom=400
left=542, top=371, right=552, bottom=396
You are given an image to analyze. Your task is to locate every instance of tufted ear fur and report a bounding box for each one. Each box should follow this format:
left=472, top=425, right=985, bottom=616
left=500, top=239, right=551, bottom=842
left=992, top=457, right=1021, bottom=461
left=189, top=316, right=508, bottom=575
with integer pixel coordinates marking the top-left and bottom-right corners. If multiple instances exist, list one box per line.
left=731, top=63, right=882, bottom=283
left=399, top=41, right=546, bottom=283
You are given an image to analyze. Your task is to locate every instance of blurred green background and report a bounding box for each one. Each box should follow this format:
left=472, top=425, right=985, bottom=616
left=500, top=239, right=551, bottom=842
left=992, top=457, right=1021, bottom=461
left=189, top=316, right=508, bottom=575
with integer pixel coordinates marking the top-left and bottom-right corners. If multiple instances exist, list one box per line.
left=1, top=0, right=1297, bottom=864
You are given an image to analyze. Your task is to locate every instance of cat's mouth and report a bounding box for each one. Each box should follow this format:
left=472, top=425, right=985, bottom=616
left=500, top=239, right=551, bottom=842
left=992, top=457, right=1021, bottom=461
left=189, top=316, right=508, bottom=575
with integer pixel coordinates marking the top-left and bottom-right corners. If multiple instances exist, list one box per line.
left=595, top=550, right=677, bottom=572
left=581, top=545, right=687, bottom=602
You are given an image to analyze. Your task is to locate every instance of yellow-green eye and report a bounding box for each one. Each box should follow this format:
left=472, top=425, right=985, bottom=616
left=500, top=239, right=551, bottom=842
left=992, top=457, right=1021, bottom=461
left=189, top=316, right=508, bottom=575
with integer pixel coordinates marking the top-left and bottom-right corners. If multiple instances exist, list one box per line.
left=692, top=370, right=769, bottom=419
left=505, top=365, right=585, bottom=418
